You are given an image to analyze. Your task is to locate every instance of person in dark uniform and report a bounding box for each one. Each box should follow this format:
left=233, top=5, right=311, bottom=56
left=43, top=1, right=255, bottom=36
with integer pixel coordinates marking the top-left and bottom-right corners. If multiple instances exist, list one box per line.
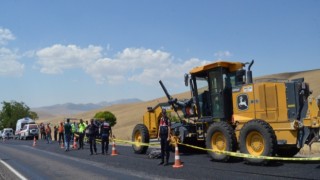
left=53, top=125, right=58, bottom=141
left=64, top=118, right=72, bottom=152
left=85, top=119, right=98, bottom=155
left=40, top=123, right=46, bottom=140
left=100, top=119, right=112, bottom=155
left=157, top=108, right=171, bottom=166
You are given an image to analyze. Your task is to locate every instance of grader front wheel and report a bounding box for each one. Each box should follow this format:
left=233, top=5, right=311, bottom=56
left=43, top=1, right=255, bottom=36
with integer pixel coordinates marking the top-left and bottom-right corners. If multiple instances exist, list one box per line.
left=206, top=121, right=237, bottom=162
left=132, top=124, right=150, bottom=154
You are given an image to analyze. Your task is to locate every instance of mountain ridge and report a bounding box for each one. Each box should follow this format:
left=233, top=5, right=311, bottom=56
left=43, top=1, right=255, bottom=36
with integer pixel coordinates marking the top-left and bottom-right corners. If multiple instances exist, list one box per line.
left=32, top=98, right=142, bottom=119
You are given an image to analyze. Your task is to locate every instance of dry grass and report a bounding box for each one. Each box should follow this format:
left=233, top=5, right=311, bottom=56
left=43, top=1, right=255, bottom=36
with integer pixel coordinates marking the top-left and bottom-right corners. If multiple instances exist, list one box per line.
left=39, top=69, right=320, bottom=147
left=299, top=143, right=320, bottom=156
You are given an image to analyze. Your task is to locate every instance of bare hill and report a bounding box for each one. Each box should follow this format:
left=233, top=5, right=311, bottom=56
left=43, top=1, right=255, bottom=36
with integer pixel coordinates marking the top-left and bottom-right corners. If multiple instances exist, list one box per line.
left=32, top=99, right=141, bottom=117
left=255, top=69, right=320, bottom=97
left=36, top=110, right=56, bottom=120
left=38, top=69, right=320, bottom=140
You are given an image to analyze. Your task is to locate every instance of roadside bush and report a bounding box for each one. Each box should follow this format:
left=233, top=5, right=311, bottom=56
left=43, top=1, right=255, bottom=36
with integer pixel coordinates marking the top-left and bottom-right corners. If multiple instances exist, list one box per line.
left=94, top=111, right=117, bottom=127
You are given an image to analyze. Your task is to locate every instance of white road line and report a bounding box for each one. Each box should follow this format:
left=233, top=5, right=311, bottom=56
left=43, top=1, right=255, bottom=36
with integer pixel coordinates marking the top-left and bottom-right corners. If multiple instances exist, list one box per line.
left=0, top=159, right=28, bottom=180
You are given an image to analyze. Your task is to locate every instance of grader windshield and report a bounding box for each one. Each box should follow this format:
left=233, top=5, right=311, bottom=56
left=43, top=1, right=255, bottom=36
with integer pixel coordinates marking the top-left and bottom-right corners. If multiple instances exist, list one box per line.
left=189, top=61, right=245, bottom=121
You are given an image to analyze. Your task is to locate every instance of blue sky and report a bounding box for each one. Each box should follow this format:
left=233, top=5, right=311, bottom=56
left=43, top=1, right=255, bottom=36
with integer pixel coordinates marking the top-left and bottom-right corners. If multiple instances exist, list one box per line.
left=0, top=0, right=319, bottom=108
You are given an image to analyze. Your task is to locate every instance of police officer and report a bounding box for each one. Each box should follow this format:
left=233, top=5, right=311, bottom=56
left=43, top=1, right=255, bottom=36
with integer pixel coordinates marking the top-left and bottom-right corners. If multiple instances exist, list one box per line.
left=100, top=119, right=112, bottom=155
left=85, top=119, right=98, bottom=155
left=157, top=108, right=171, bottom=166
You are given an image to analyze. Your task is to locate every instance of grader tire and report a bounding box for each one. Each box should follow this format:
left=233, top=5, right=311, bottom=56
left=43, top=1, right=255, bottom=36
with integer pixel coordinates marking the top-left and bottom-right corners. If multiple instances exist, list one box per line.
left=132, top=124, right=150, bottom=154
left=239, top=120, right=277, bottom=165
left=277, top=146, right=300, bottom=157
left=206, top=121, right=237, bottom=162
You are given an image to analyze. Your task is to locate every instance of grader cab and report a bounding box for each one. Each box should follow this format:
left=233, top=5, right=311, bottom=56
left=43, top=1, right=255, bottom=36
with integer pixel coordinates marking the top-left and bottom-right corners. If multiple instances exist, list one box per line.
left=132, top=60, right=320, bottom=164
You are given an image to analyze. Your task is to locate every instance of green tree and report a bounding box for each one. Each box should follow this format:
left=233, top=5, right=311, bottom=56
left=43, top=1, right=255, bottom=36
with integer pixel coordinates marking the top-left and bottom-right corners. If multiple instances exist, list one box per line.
left=29, top=111, right=39, bottom=120
left=0, top=101, right=38, bottom=130
left=94, top=111, right=117, bottom=127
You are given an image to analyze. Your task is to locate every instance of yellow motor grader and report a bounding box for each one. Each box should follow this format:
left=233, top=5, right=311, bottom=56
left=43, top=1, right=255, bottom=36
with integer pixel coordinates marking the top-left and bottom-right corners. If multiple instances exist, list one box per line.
left=132, top=60, right=320, bottom=164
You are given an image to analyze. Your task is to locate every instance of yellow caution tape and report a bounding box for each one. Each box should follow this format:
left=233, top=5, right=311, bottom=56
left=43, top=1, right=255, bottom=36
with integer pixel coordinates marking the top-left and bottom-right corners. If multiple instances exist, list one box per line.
left=178, top=142, right=320, bottom=161
left=74, top=135, right=320, bottom=161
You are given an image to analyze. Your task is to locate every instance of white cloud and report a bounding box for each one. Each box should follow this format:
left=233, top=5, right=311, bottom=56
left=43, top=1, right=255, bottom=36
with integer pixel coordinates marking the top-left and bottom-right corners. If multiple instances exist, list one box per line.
left=0, top=27, right=15, bottom=45
left=35, top=45, right=211, bottom=85
left=214, top=50, right=232, bottom=59
left=0, top=28, right=24, bottom=77
left=86, top=48, right=210, bottom=85
left=128, top=58, right=209, bottom=84
left=84, top=48, right=172, bottom=84
left=0, top=48, right=24, bottom=77
left=35, top=44, right=103, bottom=74
left=84, top=57, right=128, bottom=84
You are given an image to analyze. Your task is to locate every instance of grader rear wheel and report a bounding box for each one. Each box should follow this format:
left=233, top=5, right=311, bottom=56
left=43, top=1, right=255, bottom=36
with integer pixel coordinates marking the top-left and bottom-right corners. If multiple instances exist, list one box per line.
left=132, top=124, right=150, bottom=154
left=206, top=121, right=237, bottom=162
left=239, top=120, right=277, bottom=165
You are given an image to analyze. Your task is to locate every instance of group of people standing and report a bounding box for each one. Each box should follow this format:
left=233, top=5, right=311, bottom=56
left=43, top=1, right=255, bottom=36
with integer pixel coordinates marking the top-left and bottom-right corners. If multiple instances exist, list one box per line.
left=39, top=123, right=53, bottom=144
left=42, top=118, right=112, bottom=155
left=82, top=118, right=113, bottom=155
left=40, top=109, right=171, bottom=165
left=39, top=108, right=171, bottom=164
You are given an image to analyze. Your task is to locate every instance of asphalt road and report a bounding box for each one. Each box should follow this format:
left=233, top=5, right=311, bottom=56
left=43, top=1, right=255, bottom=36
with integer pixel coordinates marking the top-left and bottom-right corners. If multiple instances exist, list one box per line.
left=1, top=139, right=320, bottom=180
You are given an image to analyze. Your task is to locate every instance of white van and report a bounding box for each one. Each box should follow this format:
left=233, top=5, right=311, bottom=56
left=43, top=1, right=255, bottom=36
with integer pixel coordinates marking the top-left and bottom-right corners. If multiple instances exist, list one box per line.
left=16, top=117, right=35, bottom=139
left=1, top=128, right=14, bottom=139
left=19, top=124, right=39, bottom=140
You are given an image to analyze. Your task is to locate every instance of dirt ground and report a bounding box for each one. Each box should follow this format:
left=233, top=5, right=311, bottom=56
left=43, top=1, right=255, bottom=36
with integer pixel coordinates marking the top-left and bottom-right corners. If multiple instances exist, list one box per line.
left=299, top=143, right=320, bottom=156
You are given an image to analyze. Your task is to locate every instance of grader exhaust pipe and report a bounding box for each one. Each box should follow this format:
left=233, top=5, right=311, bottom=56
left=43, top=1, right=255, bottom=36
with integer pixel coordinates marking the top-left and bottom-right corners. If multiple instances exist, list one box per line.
left=246, top=60, right=254, bottom=84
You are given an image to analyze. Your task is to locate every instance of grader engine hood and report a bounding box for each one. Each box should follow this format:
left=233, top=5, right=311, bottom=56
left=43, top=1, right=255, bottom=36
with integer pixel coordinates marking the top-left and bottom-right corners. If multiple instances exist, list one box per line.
left=303, top=96, right=320, bottom=128
left=284, top=79, right=320, bottom=127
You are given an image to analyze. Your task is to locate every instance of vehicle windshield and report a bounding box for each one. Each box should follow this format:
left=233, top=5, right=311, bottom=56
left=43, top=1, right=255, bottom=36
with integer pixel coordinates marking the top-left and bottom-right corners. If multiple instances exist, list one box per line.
left=192, top=69, right=238, bottom=117
left=195, top=77, right=209, bottom=94
left=224, top=73, right=235, bottom=88
left=193, top=72, right=238, bottom=91
left=21, top=123, right=27, bottom=130
left=193, top=76, right=210, bottom=116
left=29, top=124, right=38, bottom=129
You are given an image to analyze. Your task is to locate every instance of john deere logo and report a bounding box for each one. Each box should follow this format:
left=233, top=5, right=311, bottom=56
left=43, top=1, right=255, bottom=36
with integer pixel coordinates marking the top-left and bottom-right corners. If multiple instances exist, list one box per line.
left=237, top=94, right=249, bottom=111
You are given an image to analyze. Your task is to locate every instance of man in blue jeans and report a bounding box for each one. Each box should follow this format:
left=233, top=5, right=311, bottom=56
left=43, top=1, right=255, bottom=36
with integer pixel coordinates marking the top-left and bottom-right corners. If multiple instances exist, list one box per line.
left=100, top=119, right=112, bottom=155
left=85, top=119, right=98, bottom=155
left=64, top=119, right=72, bottom=151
